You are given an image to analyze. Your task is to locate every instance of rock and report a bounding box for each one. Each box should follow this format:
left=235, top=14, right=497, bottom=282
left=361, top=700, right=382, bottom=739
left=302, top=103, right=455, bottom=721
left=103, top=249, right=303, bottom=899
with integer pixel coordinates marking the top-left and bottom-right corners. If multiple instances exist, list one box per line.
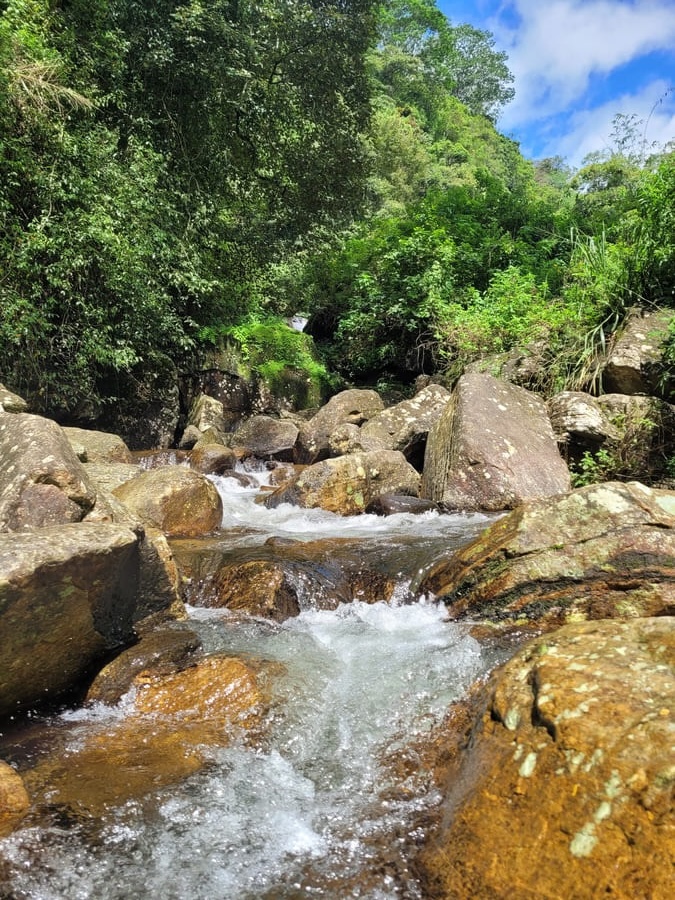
left=0, top=761, right=30, bottom=836
left=232, top=415, right=299, bottom=461
left=24, top=656, right=266, bottom=816
left=0, top=384, right=28, bottom=413
left=63, top=427, right=133, bottom=464
left=113, top=466, right=223, bottom=537
left=194, top=560, right=302, bottom=621
left=83, top=461, right=141, bottom=494
left=177, top=424, right=203, bottom=449
left=264, top=450, right=420, bottom=516
left=421, top=373, right=570, bottom=510
left=360, top=384, right=451, bottom=469
left=418, top=617, right=675, bottom=900
left=365, top=494, right=439, bottom=516
left=328, top=423, right=372, bottom=456
left=548, top=391, right=620, bottom=451
left=296, top=389, right=385, bottom=464
left=0, top=412, right=99, bottom=530
left=418, top=481, right=675, bottom=629
left=85, top=626, right=203, bottom=705
left=189, top=443, right=237, bottom=475
left=188, top=393, right=226, bottom=434
left=0, top=523, right=140, bottom=717
left=602, top=307, right=674, bottom=398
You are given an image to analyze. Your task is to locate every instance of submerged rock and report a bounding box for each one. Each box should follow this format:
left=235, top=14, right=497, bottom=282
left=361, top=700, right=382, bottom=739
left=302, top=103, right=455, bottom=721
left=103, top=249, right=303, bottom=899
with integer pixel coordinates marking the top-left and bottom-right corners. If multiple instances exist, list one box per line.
left=421, top=373, right=570, bottom=510
left=418, top=617, right=675, bottom=900
left=23, top=656, right=267, bottom=817
left=0, top=761, right=30, bottom=836
left=418, top=481, right=675, bottom=629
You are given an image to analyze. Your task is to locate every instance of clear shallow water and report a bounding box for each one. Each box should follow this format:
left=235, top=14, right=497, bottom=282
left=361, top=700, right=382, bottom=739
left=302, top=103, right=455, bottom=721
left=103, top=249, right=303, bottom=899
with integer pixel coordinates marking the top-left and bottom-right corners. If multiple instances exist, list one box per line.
left=0, top=464, right=501, bottom=899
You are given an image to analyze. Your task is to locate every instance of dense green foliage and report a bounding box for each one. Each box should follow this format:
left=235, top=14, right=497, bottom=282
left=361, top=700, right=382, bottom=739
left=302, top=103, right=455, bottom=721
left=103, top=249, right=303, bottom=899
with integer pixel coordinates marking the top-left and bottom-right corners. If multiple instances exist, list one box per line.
left=0, top=0, right=672, bottom=431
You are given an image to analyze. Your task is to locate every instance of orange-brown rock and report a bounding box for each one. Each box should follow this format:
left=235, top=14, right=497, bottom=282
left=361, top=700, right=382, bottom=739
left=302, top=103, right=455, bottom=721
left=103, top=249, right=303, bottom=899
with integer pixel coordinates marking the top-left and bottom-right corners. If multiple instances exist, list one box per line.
left=113, top=465, right=223, bottom=536
left=193, top=559, right=304, bottom=620
left=265, top=450, right=420, bottom=515
left=189, top=443, right=237, bottom=475
left=418, top=617, right=675, bottom=900
left=24, top=656, right=266, bottom=817
left=0, top=761, right=30, bottom=836
left=419, top=481, right=675, bottom=629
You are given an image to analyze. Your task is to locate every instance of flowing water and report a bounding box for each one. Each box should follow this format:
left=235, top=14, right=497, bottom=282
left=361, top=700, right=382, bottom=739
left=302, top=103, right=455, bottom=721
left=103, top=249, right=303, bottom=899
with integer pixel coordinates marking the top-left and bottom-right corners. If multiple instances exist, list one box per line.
left=0, top=463, right=508, bottom=899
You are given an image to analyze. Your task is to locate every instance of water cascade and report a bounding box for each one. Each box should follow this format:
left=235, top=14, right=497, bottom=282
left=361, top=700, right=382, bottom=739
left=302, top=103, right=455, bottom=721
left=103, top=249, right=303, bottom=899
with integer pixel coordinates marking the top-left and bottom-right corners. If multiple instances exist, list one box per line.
left=0, top=464, right=508, bottom=899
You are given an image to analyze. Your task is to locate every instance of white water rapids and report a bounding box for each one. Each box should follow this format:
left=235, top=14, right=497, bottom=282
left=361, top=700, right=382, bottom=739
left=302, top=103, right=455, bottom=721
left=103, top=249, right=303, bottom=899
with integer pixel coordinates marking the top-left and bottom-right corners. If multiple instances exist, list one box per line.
left=0, top=464, right=507, bottom=899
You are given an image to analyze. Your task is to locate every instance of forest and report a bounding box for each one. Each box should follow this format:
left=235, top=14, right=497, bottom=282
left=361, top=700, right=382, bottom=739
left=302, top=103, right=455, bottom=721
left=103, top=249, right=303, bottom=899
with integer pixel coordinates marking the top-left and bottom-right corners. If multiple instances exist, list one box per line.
left=0, top=0, right=673, bottom=437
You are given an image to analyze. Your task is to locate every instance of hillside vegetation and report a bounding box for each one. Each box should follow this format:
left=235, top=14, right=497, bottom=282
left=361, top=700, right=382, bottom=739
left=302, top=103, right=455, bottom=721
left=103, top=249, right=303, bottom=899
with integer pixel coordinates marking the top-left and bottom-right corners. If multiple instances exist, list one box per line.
left=0, top=0, right=673, bottom=419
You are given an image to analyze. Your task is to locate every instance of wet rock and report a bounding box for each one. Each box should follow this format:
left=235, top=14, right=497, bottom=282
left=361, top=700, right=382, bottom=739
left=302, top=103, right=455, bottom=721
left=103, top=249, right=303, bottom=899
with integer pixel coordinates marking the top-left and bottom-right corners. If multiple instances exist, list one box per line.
left=419, top=481, right=675, bottom=629
left=63, top=427, right=133, bottom=464
left=24, top=656, right=267, bottom=817
left=0, top=384, right=28, bottom=413
left=418, top=617, right=675, bottom=900
left=296, top=389, right=385, bottom=464
left=194, top=560, right=302, bottom=621
left=0, top=412, right=99, bottom=530
left=0, top=524, right=140, bottom=718
left=85, top=626, right=203, bottom=705
left=360, top=384, right=451, bottom=469
left=232, top=415, right=299, bottom=461
left=421, top=373, right=570, bottom=510
left=0, top=761, right=29, bottom=836
left=366, top=494, right=439, bottom=516
left=113, top=466, right=223, bottom=537
left=177, top=423, right=202, bottom=449
left=189, top=443, right=237, bottom=475
left=602, top=307, right=674, bottom=398
left=264, top=450, right=420, bottom=516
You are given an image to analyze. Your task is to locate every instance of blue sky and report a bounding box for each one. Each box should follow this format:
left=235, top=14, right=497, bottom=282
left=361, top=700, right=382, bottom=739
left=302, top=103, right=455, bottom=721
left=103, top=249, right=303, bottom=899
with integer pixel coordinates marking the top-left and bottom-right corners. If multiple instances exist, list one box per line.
left=437, top=0, right=675, bottom=166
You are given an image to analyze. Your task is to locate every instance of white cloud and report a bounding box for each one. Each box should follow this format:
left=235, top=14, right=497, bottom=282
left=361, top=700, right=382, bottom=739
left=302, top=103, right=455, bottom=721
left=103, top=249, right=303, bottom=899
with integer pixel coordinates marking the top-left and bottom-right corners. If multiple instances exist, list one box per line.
left=533, top=79, right=675, bottom=166
left=491, top=1, right=675, bottom=128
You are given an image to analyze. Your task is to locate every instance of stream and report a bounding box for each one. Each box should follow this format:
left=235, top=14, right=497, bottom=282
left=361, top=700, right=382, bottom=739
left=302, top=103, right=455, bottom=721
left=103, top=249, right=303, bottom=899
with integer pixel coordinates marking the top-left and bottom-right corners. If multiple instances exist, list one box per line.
left=0, top=463, right=510, bottom=899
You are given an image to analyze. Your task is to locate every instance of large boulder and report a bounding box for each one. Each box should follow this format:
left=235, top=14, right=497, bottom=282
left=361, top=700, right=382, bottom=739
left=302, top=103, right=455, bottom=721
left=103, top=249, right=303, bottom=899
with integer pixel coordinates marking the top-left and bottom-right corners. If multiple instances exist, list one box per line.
left=63, top=427, right=134, bottom=464
left=359, top=384, right=451, bottom=469
left=418, top=481, right=675, bottom=629
left=0, top=412, right=99, bottom=531
left=421, top=373, right=570, bottom=510
left=296, top=389, right=385, bottom=464
left=0, top=384, right=28, bottom=413
left=232, top=415, right=299, bottom=461
left=419, top=617, right=674, bottom=900
left=0, top=523, right=140, bottom=718
left=187, top=393, right=226, bottom=436
left=264, top=450, right=420, bottom=516
left=113, top=466, right=223, bottom=537
left=602, top=307, right=674, bottom=398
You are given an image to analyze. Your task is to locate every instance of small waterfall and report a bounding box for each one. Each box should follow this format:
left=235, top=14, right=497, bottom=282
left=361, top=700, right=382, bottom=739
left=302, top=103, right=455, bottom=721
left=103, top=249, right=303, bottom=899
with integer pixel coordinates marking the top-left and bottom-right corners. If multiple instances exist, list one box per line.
left=0, top=463, right=503, bottom=899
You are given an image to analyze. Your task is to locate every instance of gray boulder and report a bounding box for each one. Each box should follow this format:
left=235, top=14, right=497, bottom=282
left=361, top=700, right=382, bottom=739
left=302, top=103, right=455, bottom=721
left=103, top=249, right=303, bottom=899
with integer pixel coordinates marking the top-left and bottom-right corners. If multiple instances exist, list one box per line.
left=602, top=307, right=674, bottom=398
left=0, top=412, right=99, bottom=531
left=63, top=427, right=134, bottom=464
left=0, top=384, right=28, bottom=413
left=421, top=373, right=570, bottom=510
left=296, top=389, right=385, bottom=464
left=232, top=415, right=299, bottom=461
